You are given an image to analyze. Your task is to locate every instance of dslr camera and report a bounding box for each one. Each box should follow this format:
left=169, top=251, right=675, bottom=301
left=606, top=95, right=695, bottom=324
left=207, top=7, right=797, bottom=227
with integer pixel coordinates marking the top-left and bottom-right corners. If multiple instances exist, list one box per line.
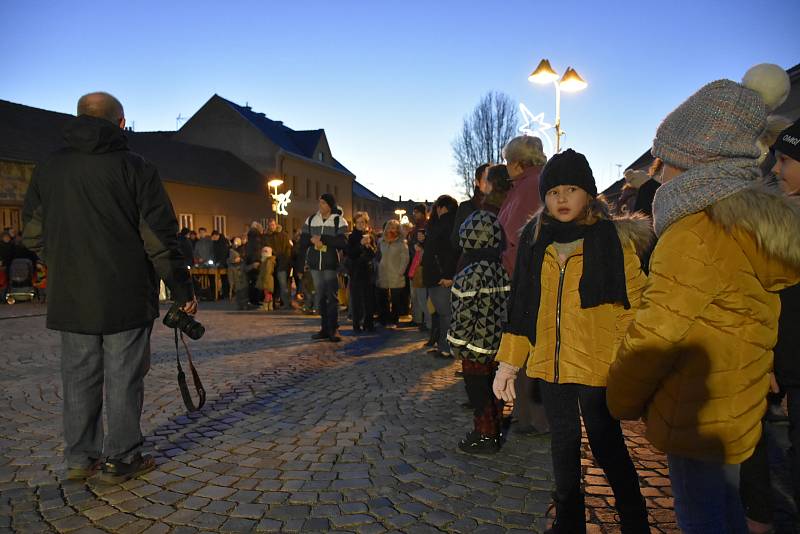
left=163, top=303, right=205, bottom=340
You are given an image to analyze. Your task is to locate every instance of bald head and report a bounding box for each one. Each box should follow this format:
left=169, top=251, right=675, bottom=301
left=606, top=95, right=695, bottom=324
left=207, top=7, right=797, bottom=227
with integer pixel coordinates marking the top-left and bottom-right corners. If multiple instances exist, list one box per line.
left=77, top=92, right=125, bottom=126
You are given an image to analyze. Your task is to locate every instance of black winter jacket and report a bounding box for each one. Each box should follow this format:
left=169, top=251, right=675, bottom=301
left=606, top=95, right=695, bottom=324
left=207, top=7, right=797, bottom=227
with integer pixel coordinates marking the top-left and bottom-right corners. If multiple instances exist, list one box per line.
left=344, top=230, right=376, bottom=280
left=422, top=211, right=458, bottom=288
left=22, top=115, right=193, bottom=334
left=775, top=283, right=800, bottom=388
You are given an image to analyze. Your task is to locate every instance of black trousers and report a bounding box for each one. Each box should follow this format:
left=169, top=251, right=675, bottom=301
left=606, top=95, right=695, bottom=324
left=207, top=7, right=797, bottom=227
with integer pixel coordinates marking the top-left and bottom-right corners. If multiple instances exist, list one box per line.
left=540, top=381, right=647, bottom=529
left=377, top=287, right=404, bottom=325
left=349, top=275, right=374, bottom=329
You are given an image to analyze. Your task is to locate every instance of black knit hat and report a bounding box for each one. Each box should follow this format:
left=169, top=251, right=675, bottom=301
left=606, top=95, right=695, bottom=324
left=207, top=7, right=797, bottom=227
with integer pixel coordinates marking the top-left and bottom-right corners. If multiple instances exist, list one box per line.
left=320, top=193, right=337, bottom=211
left=774, top=122, right=800, bottom=162
left=538, top=148, right=598, bottom=200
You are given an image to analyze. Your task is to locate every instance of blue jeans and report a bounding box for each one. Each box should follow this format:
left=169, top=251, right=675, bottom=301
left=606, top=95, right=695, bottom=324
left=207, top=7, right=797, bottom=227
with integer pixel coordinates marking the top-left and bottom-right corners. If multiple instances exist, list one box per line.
left=427, top=286, right=452, bottom=353
left=668, top=454, right=748, bottom=533
left=310, top=269, right=339, bottom=335
left=275, top=270, right=290, bottom=307
left=411, top=286, right=430, bottom=327
left=61, top=324, right=153, bottom=467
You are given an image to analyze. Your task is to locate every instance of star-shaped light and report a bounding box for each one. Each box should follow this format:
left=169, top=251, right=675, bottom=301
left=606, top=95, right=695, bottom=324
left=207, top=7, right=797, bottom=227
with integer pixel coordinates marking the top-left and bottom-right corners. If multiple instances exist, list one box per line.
left=518, top=103, right=556, bottom=156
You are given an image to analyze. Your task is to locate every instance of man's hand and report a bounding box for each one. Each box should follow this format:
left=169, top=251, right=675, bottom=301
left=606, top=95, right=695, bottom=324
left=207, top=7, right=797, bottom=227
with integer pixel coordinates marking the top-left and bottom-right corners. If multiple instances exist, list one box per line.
left=310, top=235, right=321, bottom=246
left=493, top=362, right=519, bottom=402
left=181, top=296, right=198, bottom=316
left=439, top=279, right=453, bottom=288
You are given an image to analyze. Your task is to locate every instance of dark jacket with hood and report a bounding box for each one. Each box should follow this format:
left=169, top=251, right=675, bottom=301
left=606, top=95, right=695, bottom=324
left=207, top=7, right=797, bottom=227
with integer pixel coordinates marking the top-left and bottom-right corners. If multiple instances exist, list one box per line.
left=263, top=226, right=292, bottom=271
left=422, top=210, right=458, bottom=288
left=22, top=115, right=193, bottom=334
left=345, top=229, right=376, bottom=281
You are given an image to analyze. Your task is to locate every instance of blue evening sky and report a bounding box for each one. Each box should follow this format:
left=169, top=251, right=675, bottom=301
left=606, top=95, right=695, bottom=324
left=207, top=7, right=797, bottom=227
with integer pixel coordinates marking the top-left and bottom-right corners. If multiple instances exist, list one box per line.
left=2, top=0, right=798, bottom=201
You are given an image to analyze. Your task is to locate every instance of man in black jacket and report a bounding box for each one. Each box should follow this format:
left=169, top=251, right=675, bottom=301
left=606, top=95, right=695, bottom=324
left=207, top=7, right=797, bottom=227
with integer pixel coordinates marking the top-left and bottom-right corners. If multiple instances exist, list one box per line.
left=22, top=92, right=196, bottom=484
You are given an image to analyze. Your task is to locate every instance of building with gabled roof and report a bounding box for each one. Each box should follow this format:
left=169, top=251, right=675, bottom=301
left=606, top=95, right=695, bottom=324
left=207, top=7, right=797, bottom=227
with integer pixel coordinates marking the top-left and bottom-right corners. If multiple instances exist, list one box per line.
left=173, top=95, right=355, bottom=234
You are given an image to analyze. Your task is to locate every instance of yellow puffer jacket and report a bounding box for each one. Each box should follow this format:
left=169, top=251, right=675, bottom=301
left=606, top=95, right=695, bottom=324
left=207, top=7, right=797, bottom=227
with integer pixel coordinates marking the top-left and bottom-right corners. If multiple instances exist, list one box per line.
left=607, top=188, right=800, bottom=464
left=496, top=217, right=652, bottom=387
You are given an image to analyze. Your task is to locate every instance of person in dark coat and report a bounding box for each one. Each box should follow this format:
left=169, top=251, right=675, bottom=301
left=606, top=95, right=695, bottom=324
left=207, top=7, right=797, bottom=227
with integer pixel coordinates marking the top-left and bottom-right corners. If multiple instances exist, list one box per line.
left=451, top=163, right=490, bottom=252
left=21, top=92, right=195, bottom=483
left=770, top=122, right=800, bottom=511
left=244, top=222, right=264, bottom=305
left=263, top=218, right=292, bottom=309
left=345, top=211, right=377, bottom=332
left=177, top=228, right=194, bottom=269
left=422, top=195, right=459, bottom=357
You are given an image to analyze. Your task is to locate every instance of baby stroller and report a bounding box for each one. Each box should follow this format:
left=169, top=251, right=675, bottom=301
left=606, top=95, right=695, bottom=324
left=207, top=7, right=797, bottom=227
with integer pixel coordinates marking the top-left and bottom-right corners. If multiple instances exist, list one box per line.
left=6, top=258, right=36, bottom=304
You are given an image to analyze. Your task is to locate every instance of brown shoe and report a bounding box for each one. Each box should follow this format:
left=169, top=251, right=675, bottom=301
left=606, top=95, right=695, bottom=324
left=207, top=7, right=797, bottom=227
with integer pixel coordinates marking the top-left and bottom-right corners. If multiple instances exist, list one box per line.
left=95, top=454, right=156, bottom=484
left=66, top=459, right=102, bottom=480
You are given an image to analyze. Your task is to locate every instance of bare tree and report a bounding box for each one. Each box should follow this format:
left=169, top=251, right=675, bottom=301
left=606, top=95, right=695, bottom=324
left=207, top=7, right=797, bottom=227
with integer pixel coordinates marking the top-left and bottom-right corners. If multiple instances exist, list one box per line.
left=452, top=92, right=519, bottom=197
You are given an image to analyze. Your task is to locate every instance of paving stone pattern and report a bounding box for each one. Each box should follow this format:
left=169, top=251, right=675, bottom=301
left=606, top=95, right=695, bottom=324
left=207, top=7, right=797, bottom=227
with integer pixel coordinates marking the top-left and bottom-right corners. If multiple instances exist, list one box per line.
left=0, top=302, right=692, bottom=533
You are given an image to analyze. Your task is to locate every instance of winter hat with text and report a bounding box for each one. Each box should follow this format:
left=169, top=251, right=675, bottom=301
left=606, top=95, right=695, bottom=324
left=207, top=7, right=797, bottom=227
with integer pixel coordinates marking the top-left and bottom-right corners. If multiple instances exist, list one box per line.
left=652, top=63, right=790, bottom=170
left=774, top=121, right=800, bottom=163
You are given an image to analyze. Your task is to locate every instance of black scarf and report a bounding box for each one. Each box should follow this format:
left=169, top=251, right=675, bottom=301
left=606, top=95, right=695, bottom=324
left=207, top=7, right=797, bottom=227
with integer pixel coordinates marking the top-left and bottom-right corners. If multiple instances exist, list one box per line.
left=507, top=215, right=630, bottom=344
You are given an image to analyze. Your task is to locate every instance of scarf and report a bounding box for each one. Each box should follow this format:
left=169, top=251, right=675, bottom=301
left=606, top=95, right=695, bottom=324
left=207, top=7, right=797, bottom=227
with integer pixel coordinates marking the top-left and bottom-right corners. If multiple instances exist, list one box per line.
left=653, top=158, right=760, bottom=237
left=507, top=215, right=629, bottom=344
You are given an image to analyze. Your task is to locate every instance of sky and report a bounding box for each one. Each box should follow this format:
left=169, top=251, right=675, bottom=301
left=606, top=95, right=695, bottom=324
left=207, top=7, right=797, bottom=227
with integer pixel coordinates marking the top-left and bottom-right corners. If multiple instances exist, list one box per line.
left=1, top=0, right=798, bottom=201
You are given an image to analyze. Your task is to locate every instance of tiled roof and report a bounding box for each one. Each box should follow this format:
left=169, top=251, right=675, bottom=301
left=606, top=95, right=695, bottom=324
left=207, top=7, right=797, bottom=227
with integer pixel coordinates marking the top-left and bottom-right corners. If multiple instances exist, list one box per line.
left=0, top=99, right=264, bottom=193
left=215, top=95, right=354, bottom=176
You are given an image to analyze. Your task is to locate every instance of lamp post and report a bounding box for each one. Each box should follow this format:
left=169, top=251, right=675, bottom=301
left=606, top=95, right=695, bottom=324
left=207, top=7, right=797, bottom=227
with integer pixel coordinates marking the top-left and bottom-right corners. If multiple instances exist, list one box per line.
left=394, top=208, right=408, bottom=225
left=528, top=59, right=588, bottom=153
left=268, top=178, right=284, bottom=222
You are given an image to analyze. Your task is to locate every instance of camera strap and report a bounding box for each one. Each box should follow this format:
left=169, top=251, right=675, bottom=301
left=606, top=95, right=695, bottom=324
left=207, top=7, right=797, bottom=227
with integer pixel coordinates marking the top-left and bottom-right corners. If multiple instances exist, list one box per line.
left=174, top=329, right=206, bottom=412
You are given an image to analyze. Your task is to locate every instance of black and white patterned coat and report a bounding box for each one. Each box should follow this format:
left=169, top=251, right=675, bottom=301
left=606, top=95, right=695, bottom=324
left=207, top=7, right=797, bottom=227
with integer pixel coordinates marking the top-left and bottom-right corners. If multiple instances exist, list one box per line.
left=447, top=210, right=511, bottom=364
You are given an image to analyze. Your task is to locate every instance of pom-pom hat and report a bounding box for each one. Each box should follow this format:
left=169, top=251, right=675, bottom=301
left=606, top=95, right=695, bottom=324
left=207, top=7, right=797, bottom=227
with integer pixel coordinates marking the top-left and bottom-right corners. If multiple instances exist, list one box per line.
left=652, top=63, right=790, bottom=170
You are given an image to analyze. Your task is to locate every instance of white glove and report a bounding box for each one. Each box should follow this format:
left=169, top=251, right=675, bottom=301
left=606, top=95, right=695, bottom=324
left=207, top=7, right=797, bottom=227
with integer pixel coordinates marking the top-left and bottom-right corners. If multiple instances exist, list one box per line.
left=493, top=362, right=520, bottom=402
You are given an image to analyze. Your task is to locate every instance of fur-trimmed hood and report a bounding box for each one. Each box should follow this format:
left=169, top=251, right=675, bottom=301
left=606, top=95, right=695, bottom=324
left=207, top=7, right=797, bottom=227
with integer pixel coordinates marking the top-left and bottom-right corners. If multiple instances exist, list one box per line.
left=613, top=214, right=656, bottom=260
left=706, top=186, right=800, bottom=288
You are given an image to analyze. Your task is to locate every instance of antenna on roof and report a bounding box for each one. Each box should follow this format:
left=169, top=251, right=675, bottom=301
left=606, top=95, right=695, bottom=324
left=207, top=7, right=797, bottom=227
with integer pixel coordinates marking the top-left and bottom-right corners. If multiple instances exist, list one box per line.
left=176, top=114, right=188, bottom=129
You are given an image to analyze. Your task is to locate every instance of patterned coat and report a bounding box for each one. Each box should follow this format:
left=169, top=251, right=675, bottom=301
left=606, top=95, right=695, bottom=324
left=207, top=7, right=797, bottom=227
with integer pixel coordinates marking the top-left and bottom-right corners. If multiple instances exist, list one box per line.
left=447, top=211, right=511, bottom=363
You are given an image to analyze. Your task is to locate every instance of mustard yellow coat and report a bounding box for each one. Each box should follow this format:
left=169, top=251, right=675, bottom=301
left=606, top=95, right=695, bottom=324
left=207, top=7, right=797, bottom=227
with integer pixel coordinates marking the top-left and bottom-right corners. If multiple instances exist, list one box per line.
left=496, top=218, right=651, bottom=387
left=607, top=188, right=800, bottom=464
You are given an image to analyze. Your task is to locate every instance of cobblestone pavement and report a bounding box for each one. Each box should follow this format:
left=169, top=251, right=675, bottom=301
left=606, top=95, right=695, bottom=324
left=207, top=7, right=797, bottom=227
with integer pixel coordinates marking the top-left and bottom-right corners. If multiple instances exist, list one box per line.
left=0, top=302, right=793, bottom=533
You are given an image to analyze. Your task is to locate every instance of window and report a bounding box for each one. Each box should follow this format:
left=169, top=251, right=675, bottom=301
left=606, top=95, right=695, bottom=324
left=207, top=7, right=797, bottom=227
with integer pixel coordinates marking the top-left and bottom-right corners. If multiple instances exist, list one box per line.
left=213, top=215, right=226, bottom=236
left=315, top=181, right=320, bottom=198
left=325, top=184, right=330, bottom=194
left=334, top=185, right=338, bottom=198
left=305, top=178, right=310, bottom=200
left=317, top=151, right=324, bottom=162
left=178, top=213, right=194, bottom=231
left=292, top=176, right=297, bottom=196
left=0, top=207, right=21, bottom=234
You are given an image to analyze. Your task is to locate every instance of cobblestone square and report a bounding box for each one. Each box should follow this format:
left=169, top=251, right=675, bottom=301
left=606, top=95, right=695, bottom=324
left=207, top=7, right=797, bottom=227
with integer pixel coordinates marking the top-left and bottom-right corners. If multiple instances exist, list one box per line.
left=0, top=303, right=794, bottom=533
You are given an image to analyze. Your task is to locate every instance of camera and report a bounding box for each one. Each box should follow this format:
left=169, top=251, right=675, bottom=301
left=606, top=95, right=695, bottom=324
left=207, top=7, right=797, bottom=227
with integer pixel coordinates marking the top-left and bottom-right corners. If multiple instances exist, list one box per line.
left=163, top=304, right=205, bottom=340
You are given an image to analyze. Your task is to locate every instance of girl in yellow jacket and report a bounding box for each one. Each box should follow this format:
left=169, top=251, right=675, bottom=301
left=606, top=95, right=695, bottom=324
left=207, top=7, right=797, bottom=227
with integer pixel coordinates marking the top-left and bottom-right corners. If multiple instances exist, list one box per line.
left=493, top=149, right=652, bottom=534
left=606, top=64, right=800, bottom=533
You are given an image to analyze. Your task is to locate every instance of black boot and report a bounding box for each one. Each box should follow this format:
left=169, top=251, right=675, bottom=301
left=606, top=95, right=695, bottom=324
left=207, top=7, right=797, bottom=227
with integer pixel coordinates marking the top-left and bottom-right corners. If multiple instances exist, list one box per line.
left=545, top=491, right=585, bottom=534
left=458, top=431, right=500, bottom=455
left=618, top=494, right=649, bottom=534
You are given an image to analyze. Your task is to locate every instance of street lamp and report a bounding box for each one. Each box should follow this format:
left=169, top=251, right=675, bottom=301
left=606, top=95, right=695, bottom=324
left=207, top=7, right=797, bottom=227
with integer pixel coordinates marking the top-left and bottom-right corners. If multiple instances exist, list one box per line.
left=394, top=208, right=409, bottom=225
left=267, top=178, right=285, bottom=221
left=528, top=59, right=587, bottom=152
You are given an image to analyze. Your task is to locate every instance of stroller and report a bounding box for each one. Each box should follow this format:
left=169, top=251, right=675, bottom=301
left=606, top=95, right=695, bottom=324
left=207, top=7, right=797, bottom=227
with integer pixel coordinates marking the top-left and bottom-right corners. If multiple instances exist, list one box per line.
left=5, top=258, right=36, bottom=304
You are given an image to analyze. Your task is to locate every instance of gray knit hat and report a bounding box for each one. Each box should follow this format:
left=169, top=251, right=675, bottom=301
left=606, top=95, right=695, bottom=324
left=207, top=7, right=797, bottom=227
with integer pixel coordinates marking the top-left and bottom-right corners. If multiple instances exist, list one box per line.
left=652, top=64, right=790, bottom=169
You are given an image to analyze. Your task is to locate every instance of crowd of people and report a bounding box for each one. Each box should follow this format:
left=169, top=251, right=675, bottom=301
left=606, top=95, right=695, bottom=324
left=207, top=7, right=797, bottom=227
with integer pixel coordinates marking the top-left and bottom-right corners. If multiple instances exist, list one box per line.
left=11, top=64, right=800, bottom=533
left=277, top=63, right=800, bottom=534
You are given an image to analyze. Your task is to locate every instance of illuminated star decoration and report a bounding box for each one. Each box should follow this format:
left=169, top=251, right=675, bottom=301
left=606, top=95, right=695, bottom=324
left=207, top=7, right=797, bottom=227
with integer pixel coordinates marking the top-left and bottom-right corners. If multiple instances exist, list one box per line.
left=518, top=103, right=556, bottom=156
left=271, top=190, right=292, bottom=216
